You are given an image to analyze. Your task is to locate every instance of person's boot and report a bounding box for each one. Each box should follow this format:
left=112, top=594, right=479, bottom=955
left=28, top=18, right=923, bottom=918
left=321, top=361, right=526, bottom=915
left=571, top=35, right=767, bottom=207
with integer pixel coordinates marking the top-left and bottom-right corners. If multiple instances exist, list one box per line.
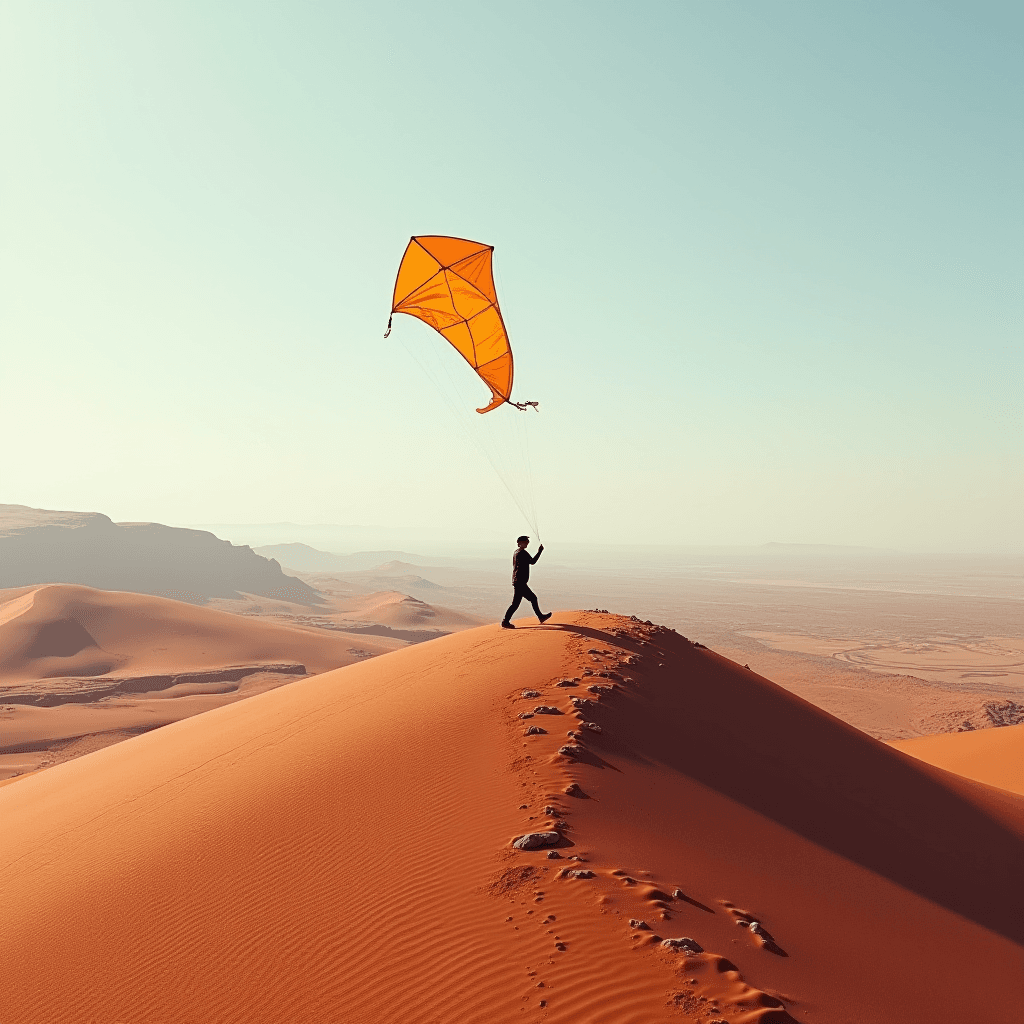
left=538, top=612, right=552, bottom=624
left=501, top=620, right=515, bottom=629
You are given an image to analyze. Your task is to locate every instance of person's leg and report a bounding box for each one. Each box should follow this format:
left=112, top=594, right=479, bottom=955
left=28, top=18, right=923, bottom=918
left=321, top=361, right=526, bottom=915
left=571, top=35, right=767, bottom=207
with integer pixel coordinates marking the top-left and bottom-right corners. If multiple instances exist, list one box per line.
left=503, top=589, right=524, bottom=624
left=523, top=585, right=543, bottom=618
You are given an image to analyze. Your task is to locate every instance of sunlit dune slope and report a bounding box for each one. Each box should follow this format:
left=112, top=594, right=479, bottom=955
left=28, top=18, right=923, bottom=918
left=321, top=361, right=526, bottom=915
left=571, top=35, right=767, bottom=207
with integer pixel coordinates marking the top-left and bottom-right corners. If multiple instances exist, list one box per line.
left=0, top=584, right=399, bottom=686
left=2, top=613, right=1022, bottom=1024
left=345, top=589, right=486, bottom=629
left=891, top=722, right=1024, bottom=796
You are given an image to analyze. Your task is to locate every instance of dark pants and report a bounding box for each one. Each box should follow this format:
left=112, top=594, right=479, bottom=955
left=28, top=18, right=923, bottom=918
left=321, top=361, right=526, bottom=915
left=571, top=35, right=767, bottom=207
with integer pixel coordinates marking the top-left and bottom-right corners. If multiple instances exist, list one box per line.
left=504, top=584, right=542, bottom=622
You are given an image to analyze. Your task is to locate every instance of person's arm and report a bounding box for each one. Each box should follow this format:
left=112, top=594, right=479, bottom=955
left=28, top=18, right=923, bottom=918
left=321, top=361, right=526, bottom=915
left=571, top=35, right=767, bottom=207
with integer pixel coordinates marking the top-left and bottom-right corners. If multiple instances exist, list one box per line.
left=531, top=545, right=544, bottom=564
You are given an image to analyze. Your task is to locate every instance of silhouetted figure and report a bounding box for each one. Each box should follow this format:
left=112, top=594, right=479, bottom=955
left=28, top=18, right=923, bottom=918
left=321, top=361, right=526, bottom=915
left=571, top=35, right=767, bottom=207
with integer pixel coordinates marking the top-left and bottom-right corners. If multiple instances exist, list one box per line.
left=501, top=536, right=551, bottom=628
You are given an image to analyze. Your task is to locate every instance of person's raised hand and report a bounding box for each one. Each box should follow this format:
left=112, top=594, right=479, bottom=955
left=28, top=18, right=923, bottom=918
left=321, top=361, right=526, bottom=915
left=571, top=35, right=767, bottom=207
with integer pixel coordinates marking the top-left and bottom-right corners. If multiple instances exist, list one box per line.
left=538, top=544, right=544, bottom=553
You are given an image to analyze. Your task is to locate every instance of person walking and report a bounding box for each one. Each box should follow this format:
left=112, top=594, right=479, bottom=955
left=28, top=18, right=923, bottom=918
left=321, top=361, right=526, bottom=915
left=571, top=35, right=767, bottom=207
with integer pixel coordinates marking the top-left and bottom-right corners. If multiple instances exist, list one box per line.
left=501, top=536, right=551, bottom=628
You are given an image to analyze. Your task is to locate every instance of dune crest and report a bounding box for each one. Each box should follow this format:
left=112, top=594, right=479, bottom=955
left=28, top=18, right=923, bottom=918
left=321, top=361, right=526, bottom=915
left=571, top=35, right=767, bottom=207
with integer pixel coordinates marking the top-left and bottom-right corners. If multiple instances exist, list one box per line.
left=2, top=613, right=1021, bottom=1023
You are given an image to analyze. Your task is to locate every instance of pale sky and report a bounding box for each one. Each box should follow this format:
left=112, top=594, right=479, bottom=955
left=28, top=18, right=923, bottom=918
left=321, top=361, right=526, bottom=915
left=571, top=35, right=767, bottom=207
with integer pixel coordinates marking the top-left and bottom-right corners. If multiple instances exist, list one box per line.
left=2, top=2, right=1021, bottom=552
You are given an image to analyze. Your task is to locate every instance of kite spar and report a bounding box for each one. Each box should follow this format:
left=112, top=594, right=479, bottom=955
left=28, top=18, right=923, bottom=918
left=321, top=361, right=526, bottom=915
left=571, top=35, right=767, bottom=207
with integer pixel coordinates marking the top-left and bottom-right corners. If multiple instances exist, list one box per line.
left=385, top=235, right=537, bottom=414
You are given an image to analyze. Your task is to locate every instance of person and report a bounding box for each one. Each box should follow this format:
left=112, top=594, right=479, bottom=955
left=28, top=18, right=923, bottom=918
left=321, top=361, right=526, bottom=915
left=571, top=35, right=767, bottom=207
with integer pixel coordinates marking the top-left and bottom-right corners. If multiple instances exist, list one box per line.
left=501, top=536, right=551, bottom=628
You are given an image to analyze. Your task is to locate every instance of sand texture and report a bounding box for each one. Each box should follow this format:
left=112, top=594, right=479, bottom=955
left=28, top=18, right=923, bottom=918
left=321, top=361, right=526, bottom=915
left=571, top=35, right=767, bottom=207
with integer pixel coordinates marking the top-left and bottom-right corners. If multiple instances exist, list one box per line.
left=0, top=584, right=402, bottom=778
left=2, top=612, right=1022, bottom=1023
left=892, top=723, right=1024, bottom=796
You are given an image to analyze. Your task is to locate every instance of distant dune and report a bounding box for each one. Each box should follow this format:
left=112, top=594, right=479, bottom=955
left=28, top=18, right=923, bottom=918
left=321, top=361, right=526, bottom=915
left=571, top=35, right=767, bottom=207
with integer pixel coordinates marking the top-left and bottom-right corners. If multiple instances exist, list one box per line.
left=0, top=584, right=401, bottom=778
left=0, top=504, right=320, bottom=605
left=892, top=723, right=1024, bottom=796
left=2, top=612, right=1020, bottom=1022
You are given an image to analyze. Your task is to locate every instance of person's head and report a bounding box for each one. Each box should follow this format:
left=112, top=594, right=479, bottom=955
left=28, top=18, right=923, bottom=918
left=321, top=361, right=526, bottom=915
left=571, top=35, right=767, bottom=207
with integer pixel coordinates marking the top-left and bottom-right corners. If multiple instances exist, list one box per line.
left=517, top=535, right=530, bottom=549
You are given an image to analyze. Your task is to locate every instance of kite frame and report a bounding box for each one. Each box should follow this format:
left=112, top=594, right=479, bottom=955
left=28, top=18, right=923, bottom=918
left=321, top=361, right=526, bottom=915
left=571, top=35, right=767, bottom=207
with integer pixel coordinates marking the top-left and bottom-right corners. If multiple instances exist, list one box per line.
left=389, top=235, right=533, bottom=413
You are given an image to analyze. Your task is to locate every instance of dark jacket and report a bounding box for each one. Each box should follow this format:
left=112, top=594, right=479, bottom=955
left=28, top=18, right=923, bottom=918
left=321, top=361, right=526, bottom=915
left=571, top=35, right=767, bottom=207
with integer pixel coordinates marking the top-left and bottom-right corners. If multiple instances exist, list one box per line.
left=512, top=547, right=540, bottom=587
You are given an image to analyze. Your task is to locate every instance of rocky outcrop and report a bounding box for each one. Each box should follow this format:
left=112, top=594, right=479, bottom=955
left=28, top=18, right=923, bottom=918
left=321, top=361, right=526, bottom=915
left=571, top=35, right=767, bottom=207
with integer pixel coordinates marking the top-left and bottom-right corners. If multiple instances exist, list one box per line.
left=0, top=505, right=322, bottom=606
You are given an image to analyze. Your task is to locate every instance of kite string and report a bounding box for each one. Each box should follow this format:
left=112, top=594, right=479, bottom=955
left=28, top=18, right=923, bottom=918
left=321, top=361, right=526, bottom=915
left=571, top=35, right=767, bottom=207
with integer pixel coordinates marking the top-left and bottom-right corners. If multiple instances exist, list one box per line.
left=394, top=327, right=540, bottom=539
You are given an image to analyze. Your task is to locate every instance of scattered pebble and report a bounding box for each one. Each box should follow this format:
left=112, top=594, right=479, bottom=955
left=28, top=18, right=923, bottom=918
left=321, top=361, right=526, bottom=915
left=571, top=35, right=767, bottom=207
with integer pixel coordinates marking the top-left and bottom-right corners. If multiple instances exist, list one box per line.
left=629, top=919, right=651, bottom=930
left=522, top=689, right=541, bottom=698
left=661, top=937, right=703, bottom=953
left=533, top=706, right=562, bottom=715
left=581, top=722, right=601, bottom=733
left=524, top=726, right=547, bottom=735
left=564, top=783, right=584, bottom=797
left=513, top=832, right=561, bottom=850
left=547, top=850, right=561, bottom=859
left=555, top=679, right=577, bottom=687
left=519, top=804, right=528, bottom=809
left=558, top=744, right=584, bottom=758
left=564, top=869, right=594, bottom=879
left=543, top=805, right=559, bottom=815
left=554, top=942, right=566, bottom=951
left=566, top=730, right=578, bottom=739
left=519, top=713, right=535, bottom=719
left=672, top=888, right=684, bottom=899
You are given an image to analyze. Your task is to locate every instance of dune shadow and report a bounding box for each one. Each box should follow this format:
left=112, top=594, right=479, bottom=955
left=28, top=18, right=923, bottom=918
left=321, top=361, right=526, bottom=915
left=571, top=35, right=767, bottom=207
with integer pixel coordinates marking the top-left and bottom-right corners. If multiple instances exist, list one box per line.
left=673, top=891, right=715, bottom=914
left=583, top=628, right=1024, bottom=947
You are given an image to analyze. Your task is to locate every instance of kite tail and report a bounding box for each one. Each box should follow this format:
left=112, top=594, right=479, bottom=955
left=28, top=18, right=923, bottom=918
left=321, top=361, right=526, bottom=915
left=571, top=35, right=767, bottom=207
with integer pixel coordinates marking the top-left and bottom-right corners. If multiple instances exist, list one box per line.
left=511, top=400, right=539, bottom=412
left=384, top=315, right=392, bottom=339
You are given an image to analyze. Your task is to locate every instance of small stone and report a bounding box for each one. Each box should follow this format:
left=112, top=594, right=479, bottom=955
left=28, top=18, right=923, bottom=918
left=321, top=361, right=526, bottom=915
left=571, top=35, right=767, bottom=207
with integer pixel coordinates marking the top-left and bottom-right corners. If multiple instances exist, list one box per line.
left=522, top=689, right=541, bottom=698
left=543, top=805, right=558, bottom=815
left=524, top=726, right=547, bottom=735
left=533, top=706, right=562, bottom=715
left=519, top=713, right=534, bottom=719
left=546, top=850, right=561, bottom=859
left=587, top=648, right=599, bottom=654
left=512, top=832, right=561, bottom=850
left=661, top=937, right=703, bottom=953
left=536, top=981, right=545, bottom=988
left=629, top=919, right=651, bottom=930
left=555, top=679, right=577, bottom=687
left=566, top=730, right=578, bottom=740
left=564, top=869, right=594, bottom=879
left=564, top=782, right=584, bottom=797
left=672, top=888, right=684, bottom=899
left=554, top=942, right=566, bottom=951
left=558, top=744, right=583, bottom=758
left=581, top=722, right=601, bottom=733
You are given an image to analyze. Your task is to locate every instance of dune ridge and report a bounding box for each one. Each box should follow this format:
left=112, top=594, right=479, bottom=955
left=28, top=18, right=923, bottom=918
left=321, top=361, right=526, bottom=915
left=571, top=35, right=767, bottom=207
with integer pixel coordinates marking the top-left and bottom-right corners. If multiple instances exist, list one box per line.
left=2, top=612, right=1021, bottom=1023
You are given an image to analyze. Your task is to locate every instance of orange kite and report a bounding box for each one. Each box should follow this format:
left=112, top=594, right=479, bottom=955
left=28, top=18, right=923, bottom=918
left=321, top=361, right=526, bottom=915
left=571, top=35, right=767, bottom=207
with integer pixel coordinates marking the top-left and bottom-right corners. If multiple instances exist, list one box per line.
left=385, top=235, right=535, bottom=413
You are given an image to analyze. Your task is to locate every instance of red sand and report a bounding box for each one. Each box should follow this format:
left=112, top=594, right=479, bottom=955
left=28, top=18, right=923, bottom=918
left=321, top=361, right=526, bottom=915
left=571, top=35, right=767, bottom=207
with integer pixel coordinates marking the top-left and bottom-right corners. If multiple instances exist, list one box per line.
left=892, top=723, right=1024, bottom=797
left=0, top=584, right=402, bottom=778
left=2, top=612, right=1021, bottom=1023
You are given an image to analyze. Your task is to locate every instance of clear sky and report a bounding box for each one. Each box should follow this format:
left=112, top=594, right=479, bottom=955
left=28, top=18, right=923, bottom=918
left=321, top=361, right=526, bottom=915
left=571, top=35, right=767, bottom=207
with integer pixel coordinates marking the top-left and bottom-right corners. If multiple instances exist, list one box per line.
left=2, top=2, right=1021, bottom=551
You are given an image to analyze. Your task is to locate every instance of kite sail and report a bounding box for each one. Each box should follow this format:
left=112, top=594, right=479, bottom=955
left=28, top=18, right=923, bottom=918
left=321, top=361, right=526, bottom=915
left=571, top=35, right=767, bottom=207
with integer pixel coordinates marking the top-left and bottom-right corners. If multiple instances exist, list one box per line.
left=385, top=235, right=535, bottom=414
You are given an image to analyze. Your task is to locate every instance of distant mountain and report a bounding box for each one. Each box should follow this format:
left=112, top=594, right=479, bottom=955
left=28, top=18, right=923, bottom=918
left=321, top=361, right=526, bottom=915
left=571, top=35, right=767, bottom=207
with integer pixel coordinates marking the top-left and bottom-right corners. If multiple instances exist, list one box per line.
left=0, top=505, right=322, bottom=606
left=254, top=543, right=439, bottom=573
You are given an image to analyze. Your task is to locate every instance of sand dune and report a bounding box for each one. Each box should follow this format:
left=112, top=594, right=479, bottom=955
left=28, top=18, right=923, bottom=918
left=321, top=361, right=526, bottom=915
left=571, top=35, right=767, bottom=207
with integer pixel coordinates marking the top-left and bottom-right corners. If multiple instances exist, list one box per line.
left=2, top=612, right=1021, bottom=1023
left=0, top=584, right=401, bottom=778
left=892, top=723, right=1024, bottom=797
